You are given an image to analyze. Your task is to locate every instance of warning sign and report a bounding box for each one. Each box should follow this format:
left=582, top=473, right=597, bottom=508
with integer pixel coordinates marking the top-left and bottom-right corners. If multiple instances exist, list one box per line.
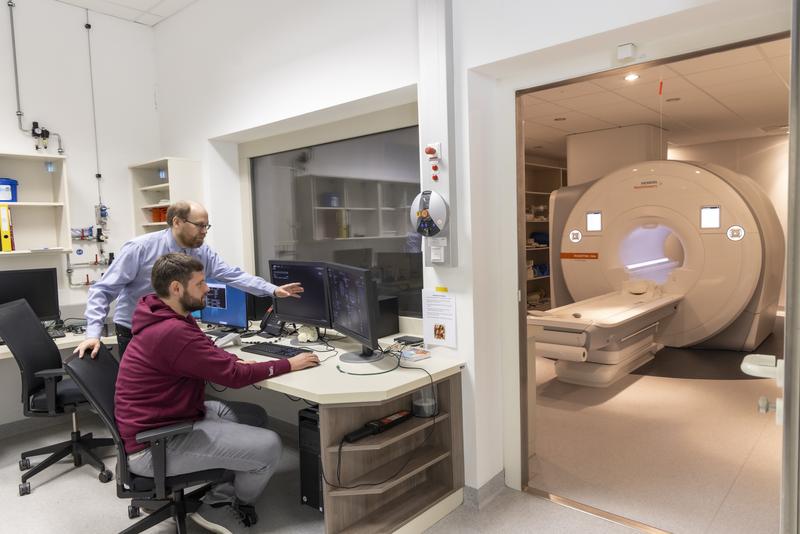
left=561, top=252, right=599, bottom=260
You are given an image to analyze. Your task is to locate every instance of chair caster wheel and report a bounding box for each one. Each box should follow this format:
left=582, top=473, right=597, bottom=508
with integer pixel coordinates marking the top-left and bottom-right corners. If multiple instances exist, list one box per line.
left=128, top=505, right=140, bottom=519
left=99, top=470, right=113, bottom=483
left=19, top=482, right=30, bottom=496
left=18, top=458, right=31, bottom=471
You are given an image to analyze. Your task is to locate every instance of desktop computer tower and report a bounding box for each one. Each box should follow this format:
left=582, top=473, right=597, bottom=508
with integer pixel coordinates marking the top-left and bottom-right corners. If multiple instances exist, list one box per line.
left=376, top=295, right=399, bottom=338
left=299, top=406, right=323, bottom=512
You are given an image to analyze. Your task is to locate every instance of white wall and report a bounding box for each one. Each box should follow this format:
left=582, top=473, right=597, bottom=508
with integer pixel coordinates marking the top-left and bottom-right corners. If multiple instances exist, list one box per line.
left=150, top=0, right=793, bottom=493
left=153, top=0, right=419, bottom=267
left=0, top=0, right=158, bottom=427
left=670, top=135, right=789, bottom=307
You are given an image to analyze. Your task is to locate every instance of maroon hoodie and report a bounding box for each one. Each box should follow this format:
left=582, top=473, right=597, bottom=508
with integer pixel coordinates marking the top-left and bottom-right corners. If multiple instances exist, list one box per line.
left=115, top=294, right=291, bottom=453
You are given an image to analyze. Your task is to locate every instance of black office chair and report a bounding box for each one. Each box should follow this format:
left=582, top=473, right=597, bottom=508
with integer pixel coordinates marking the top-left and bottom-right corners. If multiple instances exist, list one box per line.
left=64, top=344, right=228, bottom=534
left=0, top=299, right=114, bottom=496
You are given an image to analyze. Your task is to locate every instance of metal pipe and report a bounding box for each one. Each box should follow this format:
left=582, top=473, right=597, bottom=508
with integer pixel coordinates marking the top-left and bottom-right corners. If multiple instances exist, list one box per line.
left=7, top=0, right=29, bottom=134
left=783, top=0, right=799, bottom=531
left=7, top=0, right=65, bottom=153
left=85, top=10, right=102, bottom=203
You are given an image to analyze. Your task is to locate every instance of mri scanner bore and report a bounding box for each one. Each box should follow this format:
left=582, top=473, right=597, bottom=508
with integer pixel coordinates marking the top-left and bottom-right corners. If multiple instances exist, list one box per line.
left=527, top=160, right=784, bottom=387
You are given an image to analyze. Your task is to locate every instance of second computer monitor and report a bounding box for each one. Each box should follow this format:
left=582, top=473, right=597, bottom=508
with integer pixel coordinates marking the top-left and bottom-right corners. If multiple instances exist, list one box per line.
left=269, top=260, right=332, bottom=328
left=327, top=262, right=383, bottom=363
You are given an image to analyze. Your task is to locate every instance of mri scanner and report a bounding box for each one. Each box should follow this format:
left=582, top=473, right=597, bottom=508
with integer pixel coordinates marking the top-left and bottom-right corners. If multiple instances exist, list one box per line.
left=527, top=160, right=785, bottom=387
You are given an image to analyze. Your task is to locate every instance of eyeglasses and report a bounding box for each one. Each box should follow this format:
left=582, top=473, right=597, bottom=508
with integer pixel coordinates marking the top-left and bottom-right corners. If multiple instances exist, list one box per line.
left=182, top=219, right=212, bottom=231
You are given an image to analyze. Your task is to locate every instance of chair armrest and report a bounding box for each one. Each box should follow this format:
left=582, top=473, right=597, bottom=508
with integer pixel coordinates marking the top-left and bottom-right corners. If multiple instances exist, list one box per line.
left=34, top=368, right=67, bottom=378
left=135, top=421, right=194, bottom=500
left=135, top=422, right=194, bottom=444
left=34, top=368, right=66, bottom=415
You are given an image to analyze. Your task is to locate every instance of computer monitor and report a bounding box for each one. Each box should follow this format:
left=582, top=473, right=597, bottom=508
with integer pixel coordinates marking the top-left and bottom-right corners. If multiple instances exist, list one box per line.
left=269, top=260, right=331, bottom=328
left=0, top=268, right=60, bottom=321
left=200, top=279, right=249, bottom=332
left=327, top=263, right=382, bottom=363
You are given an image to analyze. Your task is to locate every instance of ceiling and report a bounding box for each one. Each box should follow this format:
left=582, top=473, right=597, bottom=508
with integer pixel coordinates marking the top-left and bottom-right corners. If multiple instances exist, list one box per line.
left=521, top=38, right=791, bottom=161
left=55, top=0, right=197, bottom=26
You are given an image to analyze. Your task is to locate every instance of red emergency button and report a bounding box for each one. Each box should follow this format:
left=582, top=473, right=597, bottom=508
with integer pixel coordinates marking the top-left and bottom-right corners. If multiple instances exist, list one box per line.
left=432, top=174, right=439, bottom=181
left=424, top=146, right=437, bottom=155
left=431, top=164, right=439, bottom=171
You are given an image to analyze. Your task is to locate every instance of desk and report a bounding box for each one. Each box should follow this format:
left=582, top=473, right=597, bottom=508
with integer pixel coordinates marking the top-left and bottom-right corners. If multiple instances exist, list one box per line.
left=227, top=334, right=465, bottom=534
left=0, top=332, right=117, bottom=361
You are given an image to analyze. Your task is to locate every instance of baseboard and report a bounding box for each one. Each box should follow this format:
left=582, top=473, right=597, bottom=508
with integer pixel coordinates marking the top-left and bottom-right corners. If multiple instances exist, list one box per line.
left=463, top=470, right=506, bottom=510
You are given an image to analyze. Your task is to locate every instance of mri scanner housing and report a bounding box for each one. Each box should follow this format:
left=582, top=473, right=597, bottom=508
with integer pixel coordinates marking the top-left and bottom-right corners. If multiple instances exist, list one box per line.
left=529, top=160, right=784, bottom=386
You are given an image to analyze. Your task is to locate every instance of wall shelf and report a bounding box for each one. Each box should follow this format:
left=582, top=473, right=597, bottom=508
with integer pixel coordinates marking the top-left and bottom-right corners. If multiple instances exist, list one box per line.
left=2, top=202, right=64, bottom=207
left=0, top=247, right=68, bottom=256
left=0, top=154, right=71, bottom=254
left=131, top=158, right=201, bottom=235
left=139, top=182, right=170, bottom=192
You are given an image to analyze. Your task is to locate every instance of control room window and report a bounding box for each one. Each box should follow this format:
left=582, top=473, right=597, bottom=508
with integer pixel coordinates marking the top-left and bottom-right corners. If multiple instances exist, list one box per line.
left=251, top=126, right=423, bottom=317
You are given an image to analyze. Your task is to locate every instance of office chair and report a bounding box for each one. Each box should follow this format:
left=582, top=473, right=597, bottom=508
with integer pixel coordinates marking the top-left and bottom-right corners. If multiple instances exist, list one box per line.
left=64, top=344, right=228, bottom=534
left=0, top=299, right=114, bottom=496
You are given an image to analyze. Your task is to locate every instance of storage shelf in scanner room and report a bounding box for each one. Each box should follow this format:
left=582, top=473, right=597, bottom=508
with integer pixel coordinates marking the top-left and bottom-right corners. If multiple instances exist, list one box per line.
left=268, top=260, right=332, bottom=328
left=327, top=262, right=383, bottom=364
left=200, top=279, right=249, bottom=333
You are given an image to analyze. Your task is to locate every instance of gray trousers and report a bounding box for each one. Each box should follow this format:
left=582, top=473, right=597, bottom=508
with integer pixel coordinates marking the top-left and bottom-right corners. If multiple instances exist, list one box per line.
left=127, top=400, right=281, bottom=505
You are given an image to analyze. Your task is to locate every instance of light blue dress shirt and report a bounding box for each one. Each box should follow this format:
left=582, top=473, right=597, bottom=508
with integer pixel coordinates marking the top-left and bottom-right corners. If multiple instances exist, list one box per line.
left=85, top=229, right=277, bottom=338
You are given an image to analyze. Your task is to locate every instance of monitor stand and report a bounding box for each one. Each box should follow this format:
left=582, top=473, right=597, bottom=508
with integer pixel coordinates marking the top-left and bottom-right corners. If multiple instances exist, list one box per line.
left=204, top=327, right=239, bottom=338
left=340, top=345, right=385, bottom=364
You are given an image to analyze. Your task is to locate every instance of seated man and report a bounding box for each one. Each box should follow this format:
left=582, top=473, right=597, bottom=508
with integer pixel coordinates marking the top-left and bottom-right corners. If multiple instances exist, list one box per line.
left=115, top=253, right=319, bottom=533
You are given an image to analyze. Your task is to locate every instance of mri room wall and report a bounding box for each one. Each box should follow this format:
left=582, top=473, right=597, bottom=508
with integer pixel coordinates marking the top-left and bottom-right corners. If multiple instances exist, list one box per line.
left=670, top=135, right=789, bottom=307
left=0, top=0, right=158, bottom=428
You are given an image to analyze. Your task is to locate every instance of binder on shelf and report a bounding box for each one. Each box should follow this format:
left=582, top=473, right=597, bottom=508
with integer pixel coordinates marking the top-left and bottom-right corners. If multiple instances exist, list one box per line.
left=1, top=204, right=15, bottom=252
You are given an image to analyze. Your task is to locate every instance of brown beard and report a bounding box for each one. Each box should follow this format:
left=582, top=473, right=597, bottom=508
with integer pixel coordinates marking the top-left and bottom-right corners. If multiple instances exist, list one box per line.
left=180, top=292, right=206, bottom=313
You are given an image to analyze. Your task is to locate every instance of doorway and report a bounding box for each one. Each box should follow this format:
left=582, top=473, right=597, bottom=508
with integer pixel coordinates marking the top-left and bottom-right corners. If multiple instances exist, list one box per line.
left=518, top=35, right=791, bottom=532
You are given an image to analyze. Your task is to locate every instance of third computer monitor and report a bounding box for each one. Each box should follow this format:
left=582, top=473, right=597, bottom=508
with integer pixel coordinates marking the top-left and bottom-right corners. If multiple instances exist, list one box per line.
left=0, top=268, right=60, bottom=321
left=269, top=260, right=332, bottom=328
left=327, top=262, right=383, bottom=363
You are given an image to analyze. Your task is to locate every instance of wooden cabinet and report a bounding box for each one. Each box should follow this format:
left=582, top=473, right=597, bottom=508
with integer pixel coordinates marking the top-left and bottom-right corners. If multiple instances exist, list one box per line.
left=296, top=175, right=417, bottom=241
left=524, top=163, right=566, bottom=311
left=130, top=158, right=202, bottom=235
left=0, top=153, right=71, bottom=257
left=320, top=374, right=463, bottom=533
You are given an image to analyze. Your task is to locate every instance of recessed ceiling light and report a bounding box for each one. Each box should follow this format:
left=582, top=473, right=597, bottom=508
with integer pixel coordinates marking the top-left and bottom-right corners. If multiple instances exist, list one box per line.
left=666, top=97, right=681, bottom=103
left=553, top=117, right=567, bottom=121
left=624, top=73, right=639, bottom=82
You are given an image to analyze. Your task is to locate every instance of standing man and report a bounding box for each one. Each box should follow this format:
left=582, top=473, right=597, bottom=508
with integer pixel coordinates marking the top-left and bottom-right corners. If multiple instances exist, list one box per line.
left=75, top=200, right=302, bottom=358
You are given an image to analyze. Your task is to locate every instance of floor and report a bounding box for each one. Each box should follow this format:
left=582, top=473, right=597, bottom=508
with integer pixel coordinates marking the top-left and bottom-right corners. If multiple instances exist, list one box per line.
left=0, top=331, right=783, bottom=533
left=530, top=333, right=783, bottom=534
left=0, top=415, right=625, bottom=534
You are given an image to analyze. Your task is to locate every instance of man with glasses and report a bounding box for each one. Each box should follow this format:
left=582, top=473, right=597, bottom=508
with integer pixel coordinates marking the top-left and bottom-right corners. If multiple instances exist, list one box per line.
left=76, top=200, right=303, bottom=359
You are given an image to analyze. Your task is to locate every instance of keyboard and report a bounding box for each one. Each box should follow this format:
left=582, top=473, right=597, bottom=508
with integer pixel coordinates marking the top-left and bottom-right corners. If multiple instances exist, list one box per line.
left=48, top=329, right=66, bottom=339
left=241, top=342, right=305, bottom=359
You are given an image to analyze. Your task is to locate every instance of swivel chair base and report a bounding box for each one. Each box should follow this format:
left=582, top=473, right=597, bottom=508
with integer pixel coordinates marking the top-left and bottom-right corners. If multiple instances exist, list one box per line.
left=18, top=412, right=115, bottom=495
